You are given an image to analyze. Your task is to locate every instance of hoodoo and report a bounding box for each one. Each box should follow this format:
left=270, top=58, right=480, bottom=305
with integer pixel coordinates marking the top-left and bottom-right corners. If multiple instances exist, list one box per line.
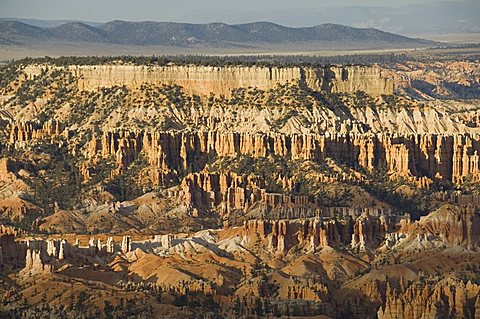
left=1, top=56, right=480, bottom=318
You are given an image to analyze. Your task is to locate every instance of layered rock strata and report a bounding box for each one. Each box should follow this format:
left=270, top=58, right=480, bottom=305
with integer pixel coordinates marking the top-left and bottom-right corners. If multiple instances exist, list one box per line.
left=241, top=215, right=392, bottom=253
left=6, top=122, right=479, bottom=192
left=23, top=65, right=393, bottom=96
left=79, top=130, right=480, bottom=186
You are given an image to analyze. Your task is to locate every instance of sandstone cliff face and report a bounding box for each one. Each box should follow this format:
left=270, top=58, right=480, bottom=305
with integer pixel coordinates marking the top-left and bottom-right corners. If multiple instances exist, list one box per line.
left=377, top=279, right=480, bottom=319
left=8, top=120, right=61, bottom=145
left=0, top=226, right=127, bottom=273
left=241, top=216, right=392, bottom=254
left=282, top=278, right=329, bottom=301
left=23, top=64, right=394, bottom=96
left=79, top=130, right=480, bottom=187
left=416, top=204, right=480, bottom=250
left=330, top=66, right=393, bottom=97
left=23, top=248, right=52, bottom=273
left=6, top=120, right=479, bottom=190
left=338, top=277, right=480, bottom=319
left=181, top=172, right=263, bottom=214
left=351, top=214, right=389, bottom=251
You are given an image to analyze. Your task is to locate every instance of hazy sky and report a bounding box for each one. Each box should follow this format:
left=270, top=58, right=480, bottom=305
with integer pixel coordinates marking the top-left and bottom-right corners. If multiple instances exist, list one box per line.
left=0, top=0, right=462, bottom=24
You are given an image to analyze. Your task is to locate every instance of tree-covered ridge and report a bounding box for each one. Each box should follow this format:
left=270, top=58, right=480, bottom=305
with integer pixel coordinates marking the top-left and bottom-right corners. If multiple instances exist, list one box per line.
left=0, top=20, right=434, bottom=47
left=3, top=49, right=479, bottom=69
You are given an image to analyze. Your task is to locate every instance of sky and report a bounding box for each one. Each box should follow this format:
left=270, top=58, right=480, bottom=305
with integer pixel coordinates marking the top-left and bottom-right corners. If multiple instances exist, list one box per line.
left=0, top=0, right=461, bottom=24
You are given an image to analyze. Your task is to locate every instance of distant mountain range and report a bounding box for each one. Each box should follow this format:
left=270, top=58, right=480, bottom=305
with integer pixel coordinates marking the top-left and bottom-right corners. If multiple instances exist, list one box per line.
left=0, top=17, right=101, bottom=28
left=2, top=1, right=478, bottom=36
left=178, top=1, right=480, bottom=36
left=0, top=19, right=434, bottom=48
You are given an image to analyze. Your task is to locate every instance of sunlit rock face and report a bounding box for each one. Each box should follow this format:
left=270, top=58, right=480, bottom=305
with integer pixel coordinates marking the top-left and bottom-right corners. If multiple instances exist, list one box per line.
left=1, top=59, right=480, bottom=318
left=24, top=64, right=393, bottom=97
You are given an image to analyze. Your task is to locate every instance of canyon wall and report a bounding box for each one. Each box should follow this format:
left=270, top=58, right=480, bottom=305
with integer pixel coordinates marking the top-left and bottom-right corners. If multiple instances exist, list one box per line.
left=78, top=130, right=480, bottom=186
left=6, top=122, right=480, bottom=188
left=330, top=66, right=393, bottom=97
left=417, top=205, right=480, bottom=250
left=241, top=218, right=351, bottom=252
left=23, top=64, right=393, bottom=96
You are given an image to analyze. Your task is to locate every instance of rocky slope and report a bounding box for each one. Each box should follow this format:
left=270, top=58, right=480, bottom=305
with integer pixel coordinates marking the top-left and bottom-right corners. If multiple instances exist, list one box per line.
left=0, top=58, right=479, bottom=318
left=1, top=204, right=479, bottom=318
